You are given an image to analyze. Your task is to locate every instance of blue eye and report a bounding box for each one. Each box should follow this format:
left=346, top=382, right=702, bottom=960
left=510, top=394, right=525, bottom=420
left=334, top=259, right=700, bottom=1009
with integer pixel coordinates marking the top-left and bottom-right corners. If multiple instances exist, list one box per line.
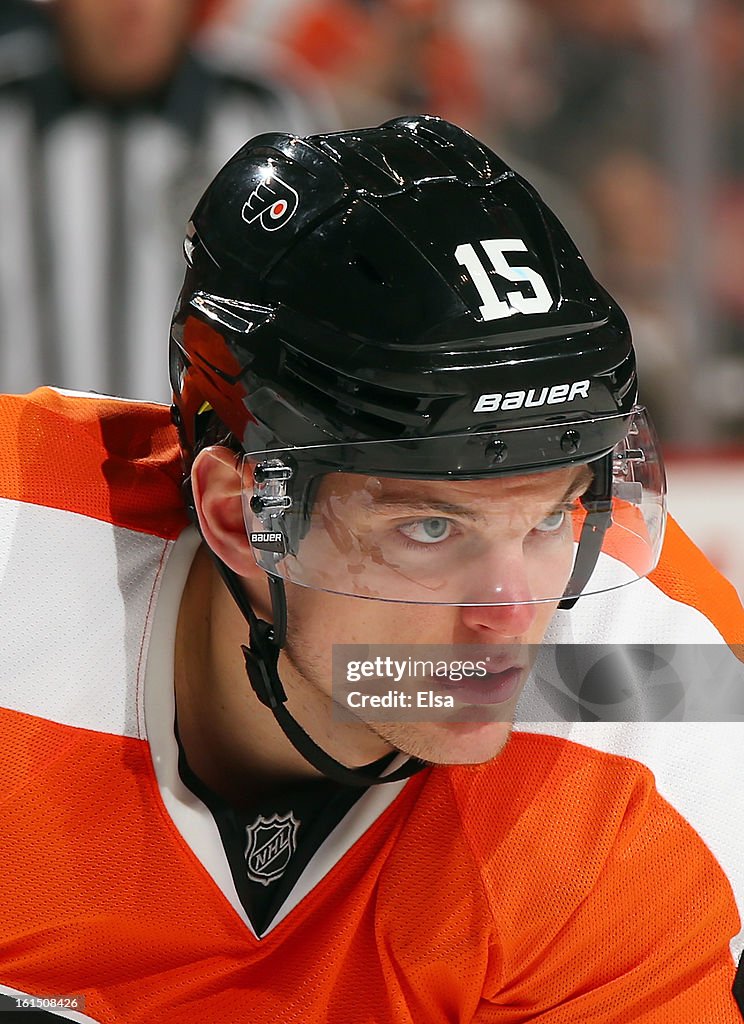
left=399, top=518, right=453, bottom=544
left=533, top=510, right=566, bottom=534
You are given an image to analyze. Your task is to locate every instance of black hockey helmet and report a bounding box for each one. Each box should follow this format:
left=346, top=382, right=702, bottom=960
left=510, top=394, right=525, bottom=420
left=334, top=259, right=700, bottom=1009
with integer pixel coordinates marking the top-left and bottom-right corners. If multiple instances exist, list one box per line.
left=172, top=115, right=636, bottom=458
left=171, top=114, right=664, bottom=606
left=169, top=116, right=666, bottom=783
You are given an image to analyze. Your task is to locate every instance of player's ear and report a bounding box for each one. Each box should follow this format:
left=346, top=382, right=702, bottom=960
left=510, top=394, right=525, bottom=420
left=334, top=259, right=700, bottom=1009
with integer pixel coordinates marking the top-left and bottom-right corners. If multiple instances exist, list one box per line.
left=190, top=446, right=261, bottom=578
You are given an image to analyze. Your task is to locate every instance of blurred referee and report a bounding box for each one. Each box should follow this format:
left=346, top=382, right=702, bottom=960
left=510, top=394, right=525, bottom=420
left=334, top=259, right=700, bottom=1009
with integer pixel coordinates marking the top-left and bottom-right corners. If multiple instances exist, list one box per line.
left=0, top=0, right=335, bottom=401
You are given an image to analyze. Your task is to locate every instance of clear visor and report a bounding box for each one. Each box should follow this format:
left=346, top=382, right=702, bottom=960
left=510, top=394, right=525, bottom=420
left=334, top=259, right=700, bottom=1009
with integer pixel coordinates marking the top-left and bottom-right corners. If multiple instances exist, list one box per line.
left=241, top=408, right=666, bottom=606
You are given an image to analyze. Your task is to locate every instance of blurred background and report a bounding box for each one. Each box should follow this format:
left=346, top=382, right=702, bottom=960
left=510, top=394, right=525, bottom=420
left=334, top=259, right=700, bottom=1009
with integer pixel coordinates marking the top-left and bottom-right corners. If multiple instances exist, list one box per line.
left=1, top=0, right=742, bottom=596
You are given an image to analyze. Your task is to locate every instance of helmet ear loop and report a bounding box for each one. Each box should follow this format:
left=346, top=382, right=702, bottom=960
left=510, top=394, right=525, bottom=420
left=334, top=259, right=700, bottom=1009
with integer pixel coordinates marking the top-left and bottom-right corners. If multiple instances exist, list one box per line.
left=558, top=453, right=614, bottom=611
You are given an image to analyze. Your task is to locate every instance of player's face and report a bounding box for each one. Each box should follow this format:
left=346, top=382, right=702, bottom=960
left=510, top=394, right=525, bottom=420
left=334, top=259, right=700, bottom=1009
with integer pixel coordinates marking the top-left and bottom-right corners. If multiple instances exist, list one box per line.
left=276, top=464, right=591, bottom=766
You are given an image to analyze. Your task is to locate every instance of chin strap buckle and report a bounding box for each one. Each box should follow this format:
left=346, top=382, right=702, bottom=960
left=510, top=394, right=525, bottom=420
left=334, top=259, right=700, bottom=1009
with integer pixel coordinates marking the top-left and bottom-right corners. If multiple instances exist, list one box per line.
left=241, top=620, right=287, bottom=710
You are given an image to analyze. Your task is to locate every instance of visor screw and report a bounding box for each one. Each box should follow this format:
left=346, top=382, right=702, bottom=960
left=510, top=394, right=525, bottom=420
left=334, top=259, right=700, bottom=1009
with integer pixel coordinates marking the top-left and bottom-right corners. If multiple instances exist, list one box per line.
left=254, top=461, right=292, bottom=484
left=486, top=440, right=508, bottom=465
left=250, top=494, right=292, bottom=514
left=560, top=430, right=581, bottom=455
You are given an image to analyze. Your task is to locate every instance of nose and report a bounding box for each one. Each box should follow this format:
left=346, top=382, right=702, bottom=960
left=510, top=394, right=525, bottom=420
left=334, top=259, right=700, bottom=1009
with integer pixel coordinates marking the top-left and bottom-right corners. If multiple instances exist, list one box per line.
left=457, top=552, right=539, bottom=638
left=459, top=596, right=538, bottom=639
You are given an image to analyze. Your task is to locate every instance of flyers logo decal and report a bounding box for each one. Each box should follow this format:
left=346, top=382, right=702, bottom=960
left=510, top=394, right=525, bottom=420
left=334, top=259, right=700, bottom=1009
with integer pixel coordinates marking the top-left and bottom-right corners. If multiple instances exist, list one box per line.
left=242, top=173, right=299, bottom=232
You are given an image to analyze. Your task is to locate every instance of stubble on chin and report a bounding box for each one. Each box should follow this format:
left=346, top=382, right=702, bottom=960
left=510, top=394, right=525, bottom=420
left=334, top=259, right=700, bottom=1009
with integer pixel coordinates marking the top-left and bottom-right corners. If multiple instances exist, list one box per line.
left=280, top=619, right=518, bottom=768
left=366, top=717, right=515, bottom=767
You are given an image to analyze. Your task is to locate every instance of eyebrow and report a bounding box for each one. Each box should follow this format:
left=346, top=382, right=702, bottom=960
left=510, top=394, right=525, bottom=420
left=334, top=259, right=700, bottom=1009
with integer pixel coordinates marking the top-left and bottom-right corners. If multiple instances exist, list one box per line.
left=560, top=463, right=594, bottom=503
left=366, top=498, right=482, bottom=520
left=365, top=464, right=595, bottom=519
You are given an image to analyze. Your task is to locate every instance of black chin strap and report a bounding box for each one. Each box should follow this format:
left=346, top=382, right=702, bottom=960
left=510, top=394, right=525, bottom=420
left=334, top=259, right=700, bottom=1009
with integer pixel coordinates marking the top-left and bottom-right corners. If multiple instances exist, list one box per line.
left=188, top=500, right=426, bottom=786
left=225, top=563, right=426, bottom=787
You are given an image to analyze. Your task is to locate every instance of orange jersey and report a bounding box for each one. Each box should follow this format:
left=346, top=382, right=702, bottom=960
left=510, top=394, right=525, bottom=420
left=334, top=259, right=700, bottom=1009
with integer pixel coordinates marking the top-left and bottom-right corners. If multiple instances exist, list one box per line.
left=1, top=387, right=743, bottom=1023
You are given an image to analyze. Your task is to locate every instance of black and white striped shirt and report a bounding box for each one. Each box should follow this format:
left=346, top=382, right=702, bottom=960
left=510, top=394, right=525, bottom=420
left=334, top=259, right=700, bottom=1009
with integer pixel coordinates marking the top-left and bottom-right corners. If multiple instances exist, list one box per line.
left=0, top=25, right=334, bottom=401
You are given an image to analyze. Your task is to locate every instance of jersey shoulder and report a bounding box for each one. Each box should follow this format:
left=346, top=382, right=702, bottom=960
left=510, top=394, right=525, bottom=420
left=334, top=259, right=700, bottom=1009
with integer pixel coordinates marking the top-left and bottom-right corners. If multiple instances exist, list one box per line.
left=443, top=733, right=739, bottom=996
left=0, top=387, right=188, bottom=539
left=447, top=732, right=664, bottom=888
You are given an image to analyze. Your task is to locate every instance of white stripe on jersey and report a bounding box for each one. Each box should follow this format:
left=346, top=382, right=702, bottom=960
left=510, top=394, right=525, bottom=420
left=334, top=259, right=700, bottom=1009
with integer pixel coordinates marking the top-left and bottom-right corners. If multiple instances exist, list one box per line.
left=545, top=558, right=731, bottom=645
left=0, top=497, right=170, bottom=738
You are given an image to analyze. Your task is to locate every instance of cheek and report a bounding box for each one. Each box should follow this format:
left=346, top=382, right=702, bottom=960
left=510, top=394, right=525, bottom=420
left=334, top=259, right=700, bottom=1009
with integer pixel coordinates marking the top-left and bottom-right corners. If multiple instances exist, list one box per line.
left=527, top=600, right=560, bottom=644
left=527, top=529, right=576, bottom=579
left=283, top=589, right=423, bottom=695
left=285, top=587, right=439, bottom=647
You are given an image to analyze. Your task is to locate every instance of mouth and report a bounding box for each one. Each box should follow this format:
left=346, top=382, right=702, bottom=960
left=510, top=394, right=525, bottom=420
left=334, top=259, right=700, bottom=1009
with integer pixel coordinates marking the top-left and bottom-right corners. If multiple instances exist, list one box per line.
left=436, top=665, right=527, bottom=706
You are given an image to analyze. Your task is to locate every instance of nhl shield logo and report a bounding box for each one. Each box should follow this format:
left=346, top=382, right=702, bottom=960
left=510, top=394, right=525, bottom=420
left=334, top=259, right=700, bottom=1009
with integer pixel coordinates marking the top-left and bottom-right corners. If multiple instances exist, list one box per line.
left=245, top=811, right=300, bottom=886
left=242, top=173, right=299, bottom=232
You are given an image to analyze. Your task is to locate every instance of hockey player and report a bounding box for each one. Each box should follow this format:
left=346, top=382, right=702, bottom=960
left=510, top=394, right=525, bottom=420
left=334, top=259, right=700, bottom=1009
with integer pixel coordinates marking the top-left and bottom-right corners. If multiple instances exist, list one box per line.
left=1, top=116, right=743, bottom=1021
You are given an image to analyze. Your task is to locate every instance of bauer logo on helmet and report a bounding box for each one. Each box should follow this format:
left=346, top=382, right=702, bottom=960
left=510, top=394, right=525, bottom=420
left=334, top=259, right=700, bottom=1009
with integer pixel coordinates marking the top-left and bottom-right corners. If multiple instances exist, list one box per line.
left=473, top=380, right=591, bottom=413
